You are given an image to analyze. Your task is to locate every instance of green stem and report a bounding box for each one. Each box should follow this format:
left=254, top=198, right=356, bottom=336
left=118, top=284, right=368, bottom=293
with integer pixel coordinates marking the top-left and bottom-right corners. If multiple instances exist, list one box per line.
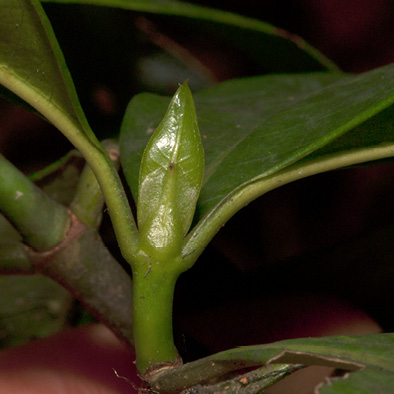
left=3, top=65, right=139, bottom=260
left=0, top=213, right=32, bottom=273
left=78, top=144, right=140, bottom=263
left=69, top=162, right=104, bottom=228
left=70, top=140, right=120, bottom=228
left=132, top=255, right=182, bottom=373
left=30, top=220, right=135, bottom=346
left=28, top=150, right=82, bottom=182
left=0, top=154, right=69, bottom=251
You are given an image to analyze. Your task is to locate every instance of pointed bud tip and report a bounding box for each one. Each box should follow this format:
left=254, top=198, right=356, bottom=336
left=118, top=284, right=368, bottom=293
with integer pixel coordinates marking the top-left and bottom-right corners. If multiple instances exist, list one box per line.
left=178, top=80, right=191, bottom=95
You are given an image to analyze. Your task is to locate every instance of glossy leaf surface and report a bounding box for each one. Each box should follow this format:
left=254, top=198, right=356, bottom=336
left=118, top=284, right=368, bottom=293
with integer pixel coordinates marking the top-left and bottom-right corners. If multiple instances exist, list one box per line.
left=137, top=82, right=204, bottom=260
left=41, top=0, right=338, bottom=73
left=120, top=64, right=394, bottom=247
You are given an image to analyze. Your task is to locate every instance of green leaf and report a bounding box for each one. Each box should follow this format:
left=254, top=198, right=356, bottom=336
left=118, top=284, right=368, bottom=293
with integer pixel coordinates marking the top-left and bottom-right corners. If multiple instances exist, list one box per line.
left=0, top=0, right=139, bottom=260
left=201, top=364, right=305, bottom=394
left=137, top=81, right=204, bottom=261
left=0, top=275, right=72, bottom=348
left=120, top=63, right=394, bottom=263
left=120, top=73, right=341, bottom=213
left=0, top=84, right=42, bottom=118
left=194, top=64, right=394, bottom=215
left=0, top=0, right=99, bottom=150
left=148, top=334, right=394, bottom=393
left=41, top=0, right=338, bottom=73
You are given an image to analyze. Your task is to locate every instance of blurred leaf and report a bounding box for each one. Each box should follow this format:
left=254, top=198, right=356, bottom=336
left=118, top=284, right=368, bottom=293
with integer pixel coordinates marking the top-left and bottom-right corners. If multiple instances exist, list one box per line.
left=42, top=0, right=339, bottom=73
left=30, top=150, right=84, bottom=205
left=149, top=334, right=394, bottom=393
left=0, top=275, right=72, bottom=348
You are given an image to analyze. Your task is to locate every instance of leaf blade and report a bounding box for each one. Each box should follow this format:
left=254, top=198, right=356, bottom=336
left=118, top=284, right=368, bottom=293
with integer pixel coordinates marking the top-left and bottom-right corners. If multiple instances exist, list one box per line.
left=41, top=0, right=338, bottom=73
left=0, top=0, right=96, bottom=145
left=148, top=334, right=394, bottom=393
left=197, top=64, right=394, bottom=215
